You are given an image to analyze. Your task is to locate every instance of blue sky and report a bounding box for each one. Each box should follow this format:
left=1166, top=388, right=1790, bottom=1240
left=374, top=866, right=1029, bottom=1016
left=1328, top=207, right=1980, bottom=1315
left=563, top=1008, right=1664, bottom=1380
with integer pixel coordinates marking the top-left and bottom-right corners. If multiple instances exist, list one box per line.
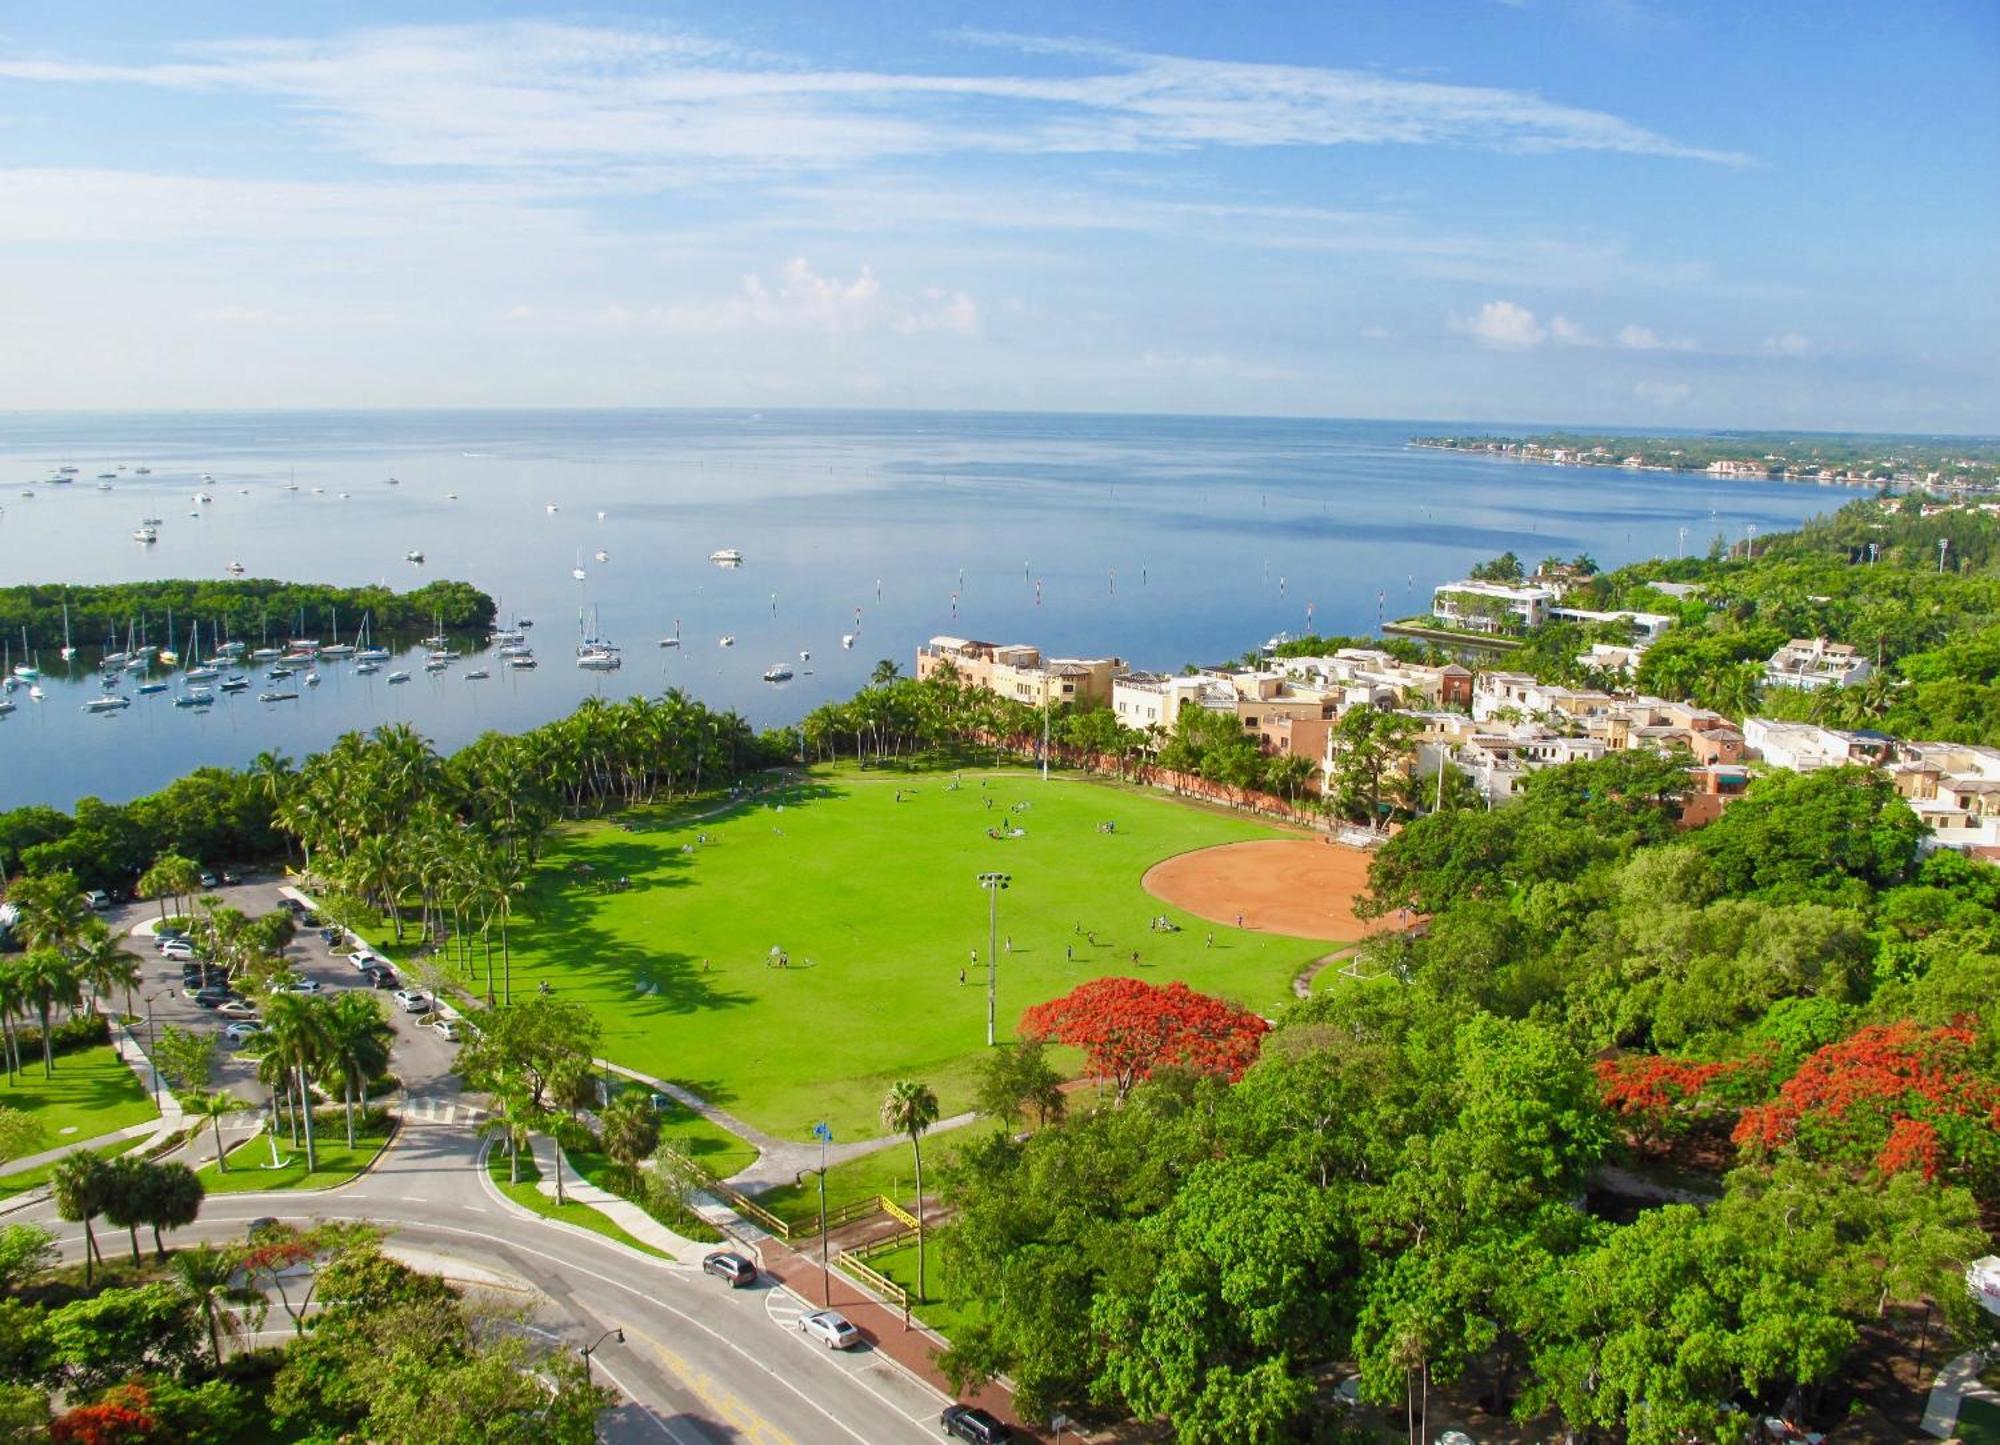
left=1, top=1, right=1994, bottom=430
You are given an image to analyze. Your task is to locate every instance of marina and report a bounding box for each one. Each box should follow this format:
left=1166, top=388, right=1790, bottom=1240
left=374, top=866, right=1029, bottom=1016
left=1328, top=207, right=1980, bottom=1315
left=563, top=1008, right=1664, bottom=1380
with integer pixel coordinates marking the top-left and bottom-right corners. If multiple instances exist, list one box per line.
left=0, top=409, right=1831, bottom=808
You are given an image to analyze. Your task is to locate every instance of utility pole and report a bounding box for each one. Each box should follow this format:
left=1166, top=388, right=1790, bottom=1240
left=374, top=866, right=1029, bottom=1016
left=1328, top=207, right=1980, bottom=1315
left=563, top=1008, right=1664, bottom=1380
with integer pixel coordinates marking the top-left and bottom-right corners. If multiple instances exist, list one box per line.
left=812, top=1121, right=833, bottom=1305
left=978, top=873, right=1010, bottom=1046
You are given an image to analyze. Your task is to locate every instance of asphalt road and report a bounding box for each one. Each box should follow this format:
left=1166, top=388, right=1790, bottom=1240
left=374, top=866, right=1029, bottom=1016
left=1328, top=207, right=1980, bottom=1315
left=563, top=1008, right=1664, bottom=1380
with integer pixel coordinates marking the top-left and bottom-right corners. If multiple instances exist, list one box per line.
left=71, top=877, right=949, bottom=1444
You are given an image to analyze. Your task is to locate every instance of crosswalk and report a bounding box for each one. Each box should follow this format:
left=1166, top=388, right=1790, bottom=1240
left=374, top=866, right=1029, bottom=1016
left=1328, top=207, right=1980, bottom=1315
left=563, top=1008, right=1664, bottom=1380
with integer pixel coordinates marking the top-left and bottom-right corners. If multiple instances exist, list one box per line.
left=397, top=1095, right=486, bottom=1128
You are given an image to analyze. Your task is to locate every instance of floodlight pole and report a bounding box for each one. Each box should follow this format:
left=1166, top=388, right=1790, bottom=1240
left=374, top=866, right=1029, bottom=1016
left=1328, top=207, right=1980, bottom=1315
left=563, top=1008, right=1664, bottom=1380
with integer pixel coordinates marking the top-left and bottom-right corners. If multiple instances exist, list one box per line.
left=812, top=1121, right=833, bottom=1306
left=978, top=873, right=1010, bottom=1046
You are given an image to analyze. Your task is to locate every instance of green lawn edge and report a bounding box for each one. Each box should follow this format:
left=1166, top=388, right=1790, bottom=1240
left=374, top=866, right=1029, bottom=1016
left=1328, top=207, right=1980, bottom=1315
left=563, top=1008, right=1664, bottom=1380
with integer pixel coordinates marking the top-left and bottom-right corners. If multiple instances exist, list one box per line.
left=194, top=1116, right=393, bottom=1193
left=482, top=1143, right=674, bottom=1261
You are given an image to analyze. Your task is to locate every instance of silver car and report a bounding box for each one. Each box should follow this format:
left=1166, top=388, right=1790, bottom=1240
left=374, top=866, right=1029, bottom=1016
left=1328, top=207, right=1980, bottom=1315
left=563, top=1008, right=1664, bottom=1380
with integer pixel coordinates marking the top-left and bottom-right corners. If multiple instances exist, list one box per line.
left=799, top=1310, right=862, bottom=1350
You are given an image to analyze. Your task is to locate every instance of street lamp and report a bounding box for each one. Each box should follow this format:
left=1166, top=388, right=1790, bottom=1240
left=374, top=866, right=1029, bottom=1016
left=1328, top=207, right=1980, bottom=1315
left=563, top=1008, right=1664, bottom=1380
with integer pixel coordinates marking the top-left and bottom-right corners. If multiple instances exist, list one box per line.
left=977, top=873, right=1010, bottom=1047
left=141, top=992, right=165, bottom=1103
left=812, top=1120, right=833, bottom=1306
left=580, top=1327, right=624, bottom=1386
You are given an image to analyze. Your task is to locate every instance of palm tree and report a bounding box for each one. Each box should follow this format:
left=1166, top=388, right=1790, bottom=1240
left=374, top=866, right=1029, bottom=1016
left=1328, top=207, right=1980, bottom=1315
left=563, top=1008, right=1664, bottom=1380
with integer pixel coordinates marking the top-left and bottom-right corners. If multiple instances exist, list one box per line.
left=17, top=949, right=79, bottom=1078
left=10, top=872, right=90, bottom=954
left=477, top=1080, right=537, bottom=1185
left=0, top=959, right=27, bottom=1083
left=72, top=925, right=141, bottom=1019
left=171, top=1243, right=267, bottom=1364
left=187, top=1090, right=248, bottom=1174
left=321, top=993, right=393, bottom=1147
left=51, top=1149, right=109, bottom=1286
left=879, top=1080, right=941, bottom=1300
left=260, top=994, right=333, bottom=1172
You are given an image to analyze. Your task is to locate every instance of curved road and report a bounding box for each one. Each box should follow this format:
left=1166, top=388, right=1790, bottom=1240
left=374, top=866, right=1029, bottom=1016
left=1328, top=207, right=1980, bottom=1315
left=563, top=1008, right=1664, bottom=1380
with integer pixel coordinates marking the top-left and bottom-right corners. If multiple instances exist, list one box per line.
left=30, top=879, right=951, bottom=1444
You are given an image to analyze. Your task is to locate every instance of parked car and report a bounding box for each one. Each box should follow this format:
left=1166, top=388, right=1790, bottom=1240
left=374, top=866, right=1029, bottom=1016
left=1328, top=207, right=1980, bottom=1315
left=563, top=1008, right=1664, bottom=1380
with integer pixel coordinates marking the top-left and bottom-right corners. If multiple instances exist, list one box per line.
left=216, top=1000, right=258, bottom=1020
left=799, top=1311, right=862, bottom=1350
left=280, top=978, right=321, bottom=995
left=192, top=988, right=234, bottom=1009
left=318, top=927, right=342, bottom=946
left=279, top=898, right=305, bottom=916
left=430, top=1018, right=463, bottom=1043
left=702, top=1252, right=757, bottom=1288
left=160, top=939, right=197, bottom=961
left=223, top=1021, right=262, bottom=1043
left=84, top=889, right=111, bottom=911
left=392, top=989, right=431, bottom=1014
left=218, top=869, right=240, bottom=886
left=298, top=910, right=321, bottom=927
left=941, top=1405, right=1013, bottom=1444
left=362, top=967, right=399, bottom=991
left=198, top=871, right=219, bottom=889
left=347, top=950, right=386, bottom=972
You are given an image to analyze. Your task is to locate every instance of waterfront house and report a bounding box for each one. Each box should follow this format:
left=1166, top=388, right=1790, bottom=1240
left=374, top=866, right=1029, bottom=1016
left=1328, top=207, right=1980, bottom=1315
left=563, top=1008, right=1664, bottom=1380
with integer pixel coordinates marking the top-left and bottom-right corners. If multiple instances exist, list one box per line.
left=1763, top=637, right=1873, bottom=692
left=1431, top=580, right=1559, bottom=634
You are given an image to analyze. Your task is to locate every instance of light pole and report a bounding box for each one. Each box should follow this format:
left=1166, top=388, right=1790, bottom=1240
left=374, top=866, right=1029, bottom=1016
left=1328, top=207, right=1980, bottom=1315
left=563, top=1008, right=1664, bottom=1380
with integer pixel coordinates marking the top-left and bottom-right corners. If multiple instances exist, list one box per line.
left=1040, top=694, right=1050, bottom=782
left=812, top=1120, right=833, bottom=1305
left=580, top=1326, right=624, bottom=1386
left=141, top=992, right=163, bottom=1103
left=977, top=873, right=1010, bottom=1046
left=1940, top=537, right=1950, bottom=573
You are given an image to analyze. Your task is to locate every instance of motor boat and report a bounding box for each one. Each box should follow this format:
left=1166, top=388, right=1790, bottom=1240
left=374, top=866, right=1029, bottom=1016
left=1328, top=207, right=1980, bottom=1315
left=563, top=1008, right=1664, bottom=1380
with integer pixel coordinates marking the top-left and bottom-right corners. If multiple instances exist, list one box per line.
left=304, top=671, right=321, bottom=687
left=83, top=695, right=130, bottom=713
left=406, top=550, right=424, bottom=564
left=841, top=633, right=857, bottom=649
left=762, top=664, right=794, bottom=683
left=464, top=668, right=490, bottom=680
left=386, top=671, right=410, bottom=684
left=507, top=656, right=538, bottom=670
left=718, top=635, right=735, bottom=648
left=218, top=677, right=249, bottom=693
left=594, top=550, right=609, bottom=563
left=799, top=649, right=811, bottom=662
left=709, top=548, right=743, bottom=564
left=174, top=689, right=215, bottom=708
left=576, top=647, right=621, bottom=671
left=136, top=682, right=169, bottom=696
left=258, top=691, right=299, bottom=703
left=353, top=661, right=381, bottom=676
left=133, top=525, right=158, bottom=543
left=226, top=562, right=245, bottom=576
left=658, top=637, right=681, bottom=649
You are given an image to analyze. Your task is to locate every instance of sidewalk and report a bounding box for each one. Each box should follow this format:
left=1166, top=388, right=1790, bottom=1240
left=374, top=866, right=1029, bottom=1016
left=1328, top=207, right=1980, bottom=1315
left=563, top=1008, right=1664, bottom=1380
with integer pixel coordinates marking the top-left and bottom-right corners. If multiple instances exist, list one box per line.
left=525, top=1134, right=707, bottom=1262
left=1922, top=1345, right=1995, bottom=1437
left=593, top=1056, right=977, bottom=1193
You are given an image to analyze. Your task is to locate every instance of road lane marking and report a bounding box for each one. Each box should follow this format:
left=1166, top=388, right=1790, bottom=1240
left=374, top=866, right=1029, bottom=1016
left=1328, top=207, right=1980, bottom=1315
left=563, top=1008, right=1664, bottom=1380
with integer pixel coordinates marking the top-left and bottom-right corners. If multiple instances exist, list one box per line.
left=631, top=1324, right=794, bottom=1445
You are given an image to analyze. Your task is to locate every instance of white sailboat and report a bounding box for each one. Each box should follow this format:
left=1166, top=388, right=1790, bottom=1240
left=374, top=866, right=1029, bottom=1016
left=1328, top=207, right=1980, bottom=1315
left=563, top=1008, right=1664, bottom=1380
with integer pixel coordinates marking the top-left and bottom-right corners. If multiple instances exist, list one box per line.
left=58, top=601, right=75, bottom=662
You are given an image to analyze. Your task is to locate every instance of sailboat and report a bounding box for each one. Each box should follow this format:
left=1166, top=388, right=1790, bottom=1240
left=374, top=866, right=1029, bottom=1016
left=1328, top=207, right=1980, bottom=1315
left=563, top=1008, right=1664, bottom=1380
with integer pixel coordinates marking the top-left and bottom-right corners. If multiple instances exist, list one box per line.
left=12, top=627, right=37, bottom=681
left=58, top=599, right=75, bottom=662
left=576, top=605, right=621, bottom=670
left=353, top=612, right=390, bottom=664
left=319, top=607, right=355, bottom=658
left=571, top=549, right=587, bottom=582
left=183, top=621, right=220, bottom=682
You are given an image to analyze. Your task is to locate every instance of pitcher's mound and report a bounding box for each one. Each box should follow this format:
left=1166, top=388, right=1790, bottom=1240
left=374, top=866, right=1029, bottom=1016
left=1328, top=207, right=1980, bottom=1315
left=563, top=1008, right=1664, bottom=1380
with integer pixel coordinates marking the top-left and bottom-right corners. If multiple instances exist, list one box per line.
left=1142, top=838, right=1385, bottom=941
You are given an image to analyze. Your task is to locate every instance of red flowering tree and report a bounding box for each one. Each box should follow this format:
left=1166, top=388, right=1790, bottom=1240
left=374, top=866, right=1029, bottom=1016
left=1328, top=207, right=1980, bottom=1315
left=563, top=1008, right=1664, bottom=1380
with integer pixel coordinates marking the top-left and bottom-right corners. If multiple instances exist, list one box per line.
left=1018, top=977, right=1268, bottom=1100
left=1732, top=1018, right=2000, bottom=1183
left=52, top=1383, right=156, bottom=1445
left=1595, top=1054, right=1742, bottom=1153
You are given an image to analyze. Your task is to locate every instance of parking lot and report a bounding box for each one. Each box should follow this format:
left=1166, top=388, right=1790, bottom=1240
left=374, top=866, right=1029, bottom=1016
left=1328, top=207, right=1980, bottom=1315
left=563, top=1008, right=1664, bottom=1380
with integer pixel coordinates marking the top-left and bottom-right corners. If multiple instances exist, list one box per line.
left=107, top=873, right=462, bottom=1109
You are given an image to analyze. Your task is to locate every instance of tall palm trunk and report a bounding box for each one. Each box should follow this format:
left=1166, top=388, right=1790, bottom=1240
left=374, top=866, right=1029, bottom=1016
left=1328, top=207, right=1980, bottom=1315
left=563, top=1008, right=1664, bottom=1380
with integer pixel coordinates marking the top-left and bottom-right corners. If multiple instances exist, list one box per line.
left=36, top=1002, right=52, bottom=1078
left=212, top=1114, right=230, bottom=1173
left=343, top=1077, right=356, bottom=1148
left=298, top=1064, right=318, bottom=1171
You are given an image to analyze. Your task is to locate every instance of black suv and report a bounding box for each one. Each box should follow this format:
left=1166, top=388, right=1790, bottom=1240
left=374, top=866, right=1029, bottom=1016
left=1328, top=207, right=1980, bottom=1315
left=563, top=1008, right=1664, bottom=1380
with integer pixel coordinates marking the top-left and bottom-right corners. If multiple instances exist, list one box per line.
left=702, top=1252, right=757, bottom=1288
left=941, top=1405, right=1012, bottom=1443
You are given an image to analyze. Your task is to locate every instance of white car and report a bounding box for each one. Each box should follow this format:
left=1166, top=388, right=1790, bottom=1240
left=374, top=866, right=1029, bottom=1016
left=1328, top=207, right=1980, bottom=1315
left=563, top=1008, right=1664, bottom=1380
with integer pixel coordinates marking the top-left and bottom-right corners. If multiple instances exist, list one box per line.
left=347, top=950, right=385, bottom=972
left=159, top=939, right=196, bottom=960
left=392, top=989, right=431, bottom=1014
left=216, top=1000, right=258, bottom=1019
left=799, top=1311, right=862, bottom=1350
left=280, top=978, right=321, bottom=994
left=222, top=1021, right=262, bottom=1043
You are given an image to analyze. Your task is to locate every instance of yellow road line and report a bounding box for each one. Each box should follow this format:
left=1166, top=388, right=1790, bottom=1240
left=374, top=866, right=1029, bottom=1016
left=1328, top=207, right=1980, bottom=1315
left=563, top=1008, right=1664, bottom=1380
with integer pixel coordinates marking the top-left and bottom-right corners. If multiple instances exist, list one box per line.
left=629, top=1323, right=797, bottom=1445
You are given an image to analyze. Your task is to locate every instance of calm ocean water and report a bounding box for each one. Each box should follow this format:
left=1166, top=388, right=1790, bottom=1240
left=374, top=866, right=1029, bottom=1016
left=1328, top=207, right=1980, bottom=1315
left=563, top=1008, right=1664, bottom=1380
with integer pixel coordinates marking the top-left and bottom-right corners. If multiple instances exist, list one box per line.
left=0, top=409, right=1834, bottom=809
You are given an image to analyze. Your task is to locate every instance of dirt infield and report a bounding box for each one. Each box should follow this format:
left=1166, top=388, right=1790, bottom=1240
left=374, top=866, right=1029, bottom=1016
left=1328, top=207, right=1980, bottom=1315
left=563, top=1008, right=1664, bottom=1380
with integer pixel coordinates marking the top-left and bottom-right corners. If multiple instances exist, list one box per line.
left=1141, top=838, right=1389, bottom=941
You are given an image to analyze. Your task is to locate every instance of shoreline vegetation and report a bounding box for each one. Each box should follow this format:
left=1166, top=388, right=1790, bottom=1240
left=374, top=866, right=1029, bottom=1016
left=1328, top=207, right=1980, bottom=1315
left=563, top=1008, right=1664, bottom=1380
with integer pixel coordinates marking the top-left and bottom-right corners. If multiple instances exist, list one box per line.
left=1410, top=430, right=2000, bottom=490
left=0, top=579, right=496, bottom=656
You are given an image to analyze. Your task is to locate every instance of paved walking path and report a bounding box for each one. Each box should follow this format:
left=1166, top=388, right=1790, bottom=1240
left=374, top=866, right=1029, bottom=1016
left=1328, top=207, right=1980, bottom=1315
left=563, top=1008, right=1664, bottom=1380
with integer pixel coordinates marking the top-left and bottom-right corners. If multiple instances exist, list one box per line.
left=593, top=1057, right=978, bottom=1194
left=525, top=1132, right=709, bottom=1262
left=1922, top=1346, right=1995, bottom=1437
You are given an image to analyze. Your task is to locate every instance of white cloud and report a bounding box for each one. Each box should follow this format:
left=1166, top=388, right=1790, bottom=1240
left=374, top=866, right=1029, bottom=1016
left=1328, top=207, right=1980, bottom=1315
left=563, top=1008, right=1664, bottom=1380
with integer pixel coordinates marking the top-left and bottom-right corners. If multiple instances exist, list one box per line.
left=1455, top=299, right=1546, bottom=349
left=548, top=259, right=974, bottom=337
left=1762, top=331, right=1812, bottom=357
left=0, top=22, right=1755, bottom=180
left=1616, top=322, right=1695, bottom=351
left=1550, top=315, right=1591, bottom=345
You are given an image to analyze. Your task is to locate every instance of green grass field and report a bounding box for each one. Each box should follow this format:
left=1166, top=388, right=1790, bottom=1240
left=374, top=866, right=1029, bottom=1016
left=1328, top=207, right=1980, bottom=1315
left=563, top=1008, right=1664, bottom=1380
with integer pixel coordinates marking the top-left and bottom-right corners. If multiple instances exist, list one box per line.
left=195, top=1115, right=393, bottom=1193
left=756, top=1139, right=933, bottom=1222
left=0, top=1043, right=159, bottom=1159
left=0, top=1138, right=148, bottom=1202
left=863, top=1239, right=984, bottom=1339
left=496, top=766, right=1324, bottom=1141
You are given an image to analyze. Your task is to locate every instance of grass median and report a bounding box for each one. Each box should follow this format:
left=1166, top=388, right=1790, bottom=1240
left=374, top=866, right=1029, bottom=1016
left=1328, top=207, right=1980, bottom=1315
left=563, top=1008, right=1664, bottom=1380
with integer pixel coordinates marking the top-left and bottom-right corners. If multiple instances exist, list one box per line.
left=483, top=1144, right=673, bottom=1261
left=0, top=1040, right=159, bottom=1146
left=195, top=1112, right=393, bottom=1193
